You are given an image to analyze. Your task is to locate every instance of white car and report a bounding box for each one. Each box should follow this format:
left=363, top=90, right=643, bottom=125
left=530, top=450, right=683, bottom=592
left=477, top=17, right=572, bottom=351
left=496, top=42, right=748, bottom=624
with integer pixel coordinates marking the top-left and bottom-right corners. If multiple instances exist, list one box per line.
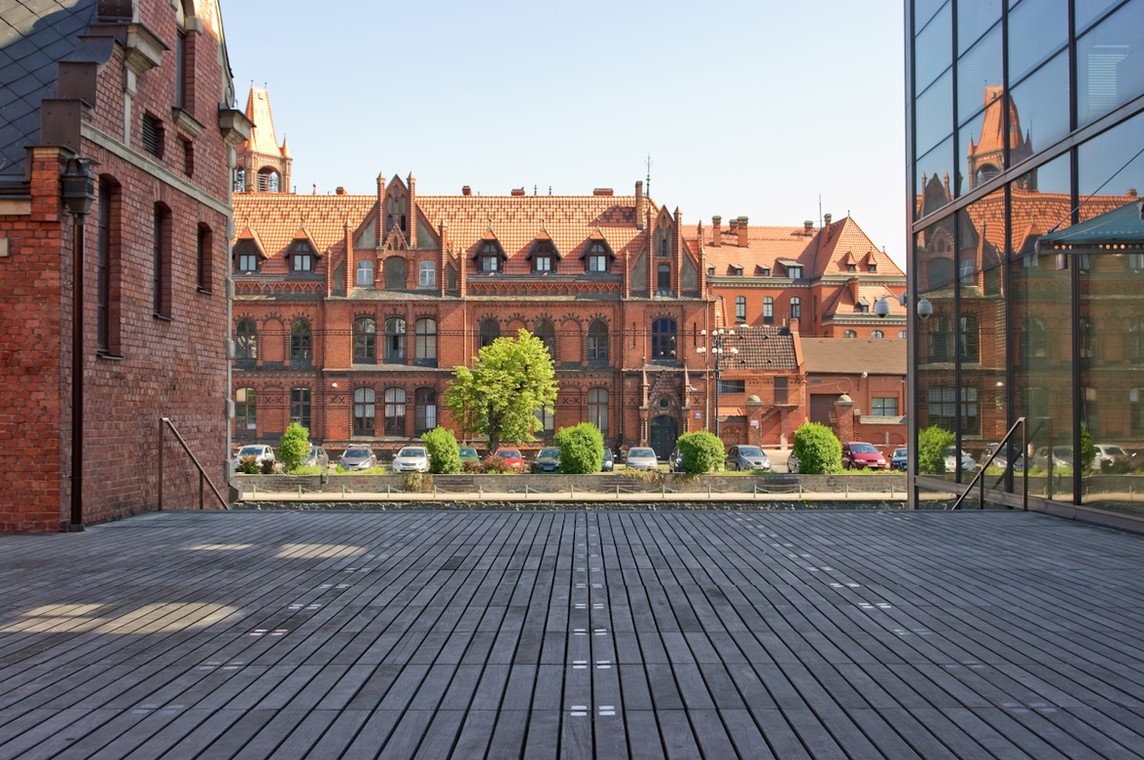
left=233, top=444, right=275, bottom=469
left=944, top=447, right=975, bottom=473
left=624, top=447, right=659, bottom=471
left=1094, top=444, right=1129, bottom=469
left=391, top=446, right=430, bottom=473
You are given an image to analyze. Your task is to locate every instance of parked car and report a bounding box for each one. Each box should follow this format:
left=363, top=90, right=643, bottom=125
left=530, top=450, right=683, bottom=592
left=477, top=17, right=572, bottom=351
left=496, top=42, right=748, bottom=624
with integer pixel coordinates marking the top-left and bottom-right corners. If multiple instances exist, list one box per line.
left=303, top=444, right=329, bottom=469
left=980, top=443, right=1024, bottom=471
left=1094, top=444, right=1129, bottom=469
left=1033, top=446, right=1072, bottom=470
left=668, top=447, right=684, bottom=472
left=601, top=448, right=614, bottom=472
left=391, top=445, right=430, bottom=473
left=493, top=447, right=525, bottom=472
left=725, top=445, right=771, bottom=471
left=532, top=447, right=562, bottom=473
left=339, top=446, right=377, bottom=471
left=891, top=447, right=909, bottom=471
left=625, top=447, right=659, bottom=471
left=786, top=451, right=800, bottom=473
left=842, top=442, right=888, bottom=470
left=459, top=446, right=481, bottom=467
left=233, top=444, right=275, bottom=469
left=944, top=446, right=976, bottom=473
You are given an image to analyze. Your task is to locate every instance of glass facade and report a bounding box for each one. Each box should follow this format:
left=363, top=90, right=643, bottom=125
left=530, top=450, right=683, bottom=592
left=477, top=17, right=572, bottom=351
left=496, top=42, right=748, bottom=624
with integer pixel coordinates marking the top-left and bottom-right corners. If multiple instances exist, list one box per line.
left=908, top=0, right=1144, bottom=514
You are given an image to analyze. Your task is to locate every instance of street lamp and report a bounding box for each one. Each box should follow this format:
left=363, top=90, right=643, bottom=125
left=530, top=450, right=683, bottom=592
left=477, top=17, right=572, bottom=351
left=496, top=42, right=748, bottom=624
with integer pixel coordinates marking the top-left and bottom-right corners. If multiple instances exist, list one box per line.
left=696, top=327, right=738, bottom=440
left=61, top=155, right=97, bottom=532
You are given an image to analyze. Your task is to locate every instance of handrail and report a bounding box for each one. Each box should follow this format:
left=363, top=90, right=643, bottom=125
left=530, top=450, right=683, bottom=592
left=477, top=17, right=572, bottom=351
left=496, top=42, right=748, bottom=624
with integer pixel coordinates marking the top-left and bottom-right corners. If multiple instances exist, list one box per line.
left=951, top=416, right=1028, bottom=511
left=158, top=417, right=230, bottom=510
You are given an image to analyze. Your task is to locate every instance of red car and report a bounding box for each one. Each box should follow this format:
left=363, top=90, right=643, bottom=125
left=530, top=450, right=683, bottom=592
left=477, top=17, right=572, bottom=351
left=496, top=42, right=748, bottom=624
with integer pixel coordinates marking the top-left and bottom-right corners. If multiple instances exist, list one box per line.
left=841, top=442, right=888, bottom=470
left=493, top=447, right=525, bottom=472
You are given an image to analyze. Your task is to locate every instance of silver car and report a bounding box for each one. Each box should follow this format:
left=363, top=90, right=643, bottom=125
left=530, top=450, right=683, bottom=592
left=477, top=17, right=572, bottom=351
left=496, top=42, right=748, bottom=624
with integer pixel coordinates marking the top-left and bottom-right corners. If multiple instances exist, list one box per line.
left=339, top=446, right=377, bottom=471
left=391, top=446, right=430, bottom=473
left=625, top=447, right=659, bottom=471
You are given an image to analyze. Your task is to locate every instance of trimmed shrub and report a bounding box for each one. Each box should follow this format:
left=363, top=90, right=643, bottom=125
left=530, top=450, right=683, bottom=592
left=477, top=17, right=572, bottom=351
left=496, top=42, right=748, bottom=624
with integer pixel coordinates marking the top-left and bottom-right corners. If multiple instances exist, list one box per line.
left=1079, top=427, right=1097, bottom=472
left=917, top=425, right=954, bottom=474
left=422, top=426, right=462, bottom=474
left=675, top=431, right=725, bottom=474
left=403, top=472, right=433, bottom=493
left=792, top=422, right=842, bottom=474
left=259, top=457, right=277, bottom=474
left=236, top=455, right=260, bottom=475
left=554, top=423, right=604, bottom=474
left=480, top=455, right=517, bottom=474
left=278, top=422, right=310, bottom=473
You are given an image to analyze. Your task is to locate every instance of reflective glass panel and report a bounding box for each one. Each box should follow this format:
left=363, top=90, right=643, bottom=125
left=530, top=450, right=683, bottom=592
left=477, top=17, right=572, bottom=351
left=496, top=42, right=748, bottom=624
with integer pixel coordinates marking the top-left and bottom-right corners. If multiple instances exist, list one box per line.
left=1077, top=0, right=1144, bottom=126
left=915, top=2, right=952, bottom=93
left=1076, top=0, right=1124, bottom=33
left=916, top=136, right=955, bottom=219
left=1008, top=0, right=1068, bottom=83
left=1009, top=52, right=1070, bottom=156
left=957, top=0, right=1001, bottom=55
left=916, top=69, right=954, bottom=158
left=957, top=25, right=1002, bottom=124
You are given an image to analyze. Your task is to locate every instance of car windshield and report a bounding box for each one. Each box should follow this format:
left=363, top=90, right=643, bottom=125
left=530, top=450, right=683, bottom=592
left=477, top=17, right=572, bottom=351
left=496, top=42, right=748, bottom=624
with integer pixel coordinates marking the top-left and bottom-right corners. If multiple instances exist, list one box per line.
left=738, top=447, right=763, bottom=457
left=1104, top=446, right=1127, bottom=456
left=398, top=448, right=425, bottom=457
left=894, top=448, right=908, bottom=456
left=239, top=446, right=264, bottom=456
left=343, top=448, right=369, bottom=457
left=851, top=443, right=878, bottom=453
left=497, top=450, right=520, bottom=458
left=538, top=449, right=560, bottom=458
left=630, top=448, right=654, bottom=457
left=460, top=447, right=477, bottom=455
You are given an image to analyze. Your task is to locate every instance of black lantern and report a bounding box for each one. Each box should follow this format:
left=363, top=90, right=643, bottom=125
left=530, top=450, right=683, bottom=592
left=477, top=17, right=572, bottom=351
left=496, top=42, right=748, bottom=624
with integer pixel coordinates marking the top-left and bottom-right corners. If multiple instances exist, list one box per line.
left=61, top=156, right=96, bottom=217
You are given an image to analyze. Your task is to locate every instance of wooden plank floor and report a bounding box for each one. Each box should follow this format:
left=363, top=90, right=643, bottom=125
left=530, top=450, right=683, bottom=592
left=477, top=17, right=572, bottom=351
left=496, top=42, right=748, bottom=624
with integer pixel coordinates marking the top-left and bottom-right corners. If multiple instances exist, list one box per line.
left=2, top=510, right=1144, bottom=758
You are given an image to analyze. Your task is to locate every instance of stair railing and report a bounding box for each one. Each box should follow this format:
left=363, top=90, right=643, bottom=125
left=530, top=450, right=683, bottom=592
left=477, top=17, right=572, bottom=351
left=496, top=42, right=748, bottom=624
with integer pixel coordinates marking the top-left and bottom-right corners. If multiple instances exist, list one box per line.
left=158, top=417, right=229, bottom=510
left=951, top=417, right=1028, bottom=511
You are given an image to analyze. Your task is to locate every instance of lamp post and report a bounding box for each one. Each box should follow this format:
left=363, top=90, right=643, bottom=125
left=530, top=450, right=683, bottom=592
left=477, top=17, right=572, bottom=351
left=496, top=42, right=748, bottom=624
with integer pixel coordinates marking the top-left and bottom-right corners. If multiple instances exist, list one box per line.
left=61, top=156, right=97, bottom=532
left=697, top=327, right=738, bottom=440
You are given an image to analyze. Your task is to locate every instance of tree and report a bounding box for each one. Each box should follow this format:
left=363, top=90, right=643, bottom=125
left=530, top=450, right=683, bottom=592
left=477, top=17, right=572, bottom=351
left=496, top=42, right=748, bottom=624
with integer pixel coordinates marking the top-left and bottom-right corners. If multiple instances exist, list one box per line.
left=278, top=422, right=310, bottom=473
left=554, top=423, right=604, bottom=474
left=792, top=422, right=842, bottom=474
left=675, top=431, right=724, bottom=474
left=444, top=328, right=558, bottom=452
left=917, top=425, right=954, bottom=474
left=422, top=426, right=462, bottom=474
left=1079, top=426, right=1097, bottom=472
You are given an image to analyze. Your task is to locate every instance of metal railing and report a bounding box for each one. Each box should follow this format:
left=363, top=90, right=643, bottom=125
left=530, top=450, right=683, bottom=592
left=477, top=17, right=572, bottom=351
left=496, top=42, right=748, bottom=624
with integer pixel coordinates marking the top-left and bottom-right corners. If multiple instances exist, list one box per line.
left=951, top=416, right=1028, bottom=511
left=158, top=417, right=229, bottom=511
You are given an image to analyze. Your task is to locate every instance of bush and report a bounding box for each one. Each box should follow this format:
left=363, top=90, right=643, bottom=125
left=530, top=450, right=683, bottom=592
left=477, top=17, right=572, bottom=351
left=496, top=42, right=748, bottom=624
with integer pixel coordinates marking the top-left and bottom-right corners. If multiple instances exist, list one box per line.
left=422, top=426, right=462, bottom=474
left=675, top=431, right=724, bottom=474
left=278, top=422, right=310, bottom=473
left=554, top=423, right=604, bottom=474
left=403, top=472, right=433, bottom=493
left=792, top=422, right=842, bottom=474
left=1079, top=427, right=1097, bottom=472
left=260, top=457, right=277, bottom=474
left=236, top=455, right=260, bottom=475
left=480, top=455, right=517, bottom=474
left=917, top=425, right=954, bottom=474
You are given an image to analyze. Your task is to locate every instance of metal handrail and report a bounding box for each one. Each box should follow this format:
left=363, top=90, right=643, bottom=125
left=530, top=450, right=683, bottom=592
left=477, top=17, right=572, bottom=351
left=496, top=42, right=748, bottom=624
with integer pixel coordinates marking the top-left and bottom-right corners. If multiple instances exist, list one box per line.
left=158, top=417, right=229, bottom=510
left=951, top=416, right=1028, bottom=511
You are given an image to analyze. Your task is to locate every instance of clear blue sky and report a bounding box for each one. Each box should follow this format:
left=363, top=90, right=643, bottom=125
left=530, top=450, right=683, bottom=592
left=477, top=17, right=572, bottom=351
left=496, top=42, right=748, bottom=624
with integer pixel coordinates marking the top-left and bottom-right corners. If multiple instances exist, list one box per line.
left=222, top=1, right=906, bottom=266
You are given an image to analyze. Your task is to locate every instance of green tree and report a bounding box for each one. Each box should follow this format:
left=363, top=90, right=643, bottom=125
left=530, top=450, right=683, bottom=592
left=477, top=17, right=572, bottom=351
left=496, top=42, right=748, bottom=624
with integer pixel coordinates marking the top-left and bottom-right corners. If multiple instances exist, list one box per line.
left=278, top=422, right=310, bottom=473
left=917, top=425, right=954, bottom=474
left=675, top=431, right=725, bottom=474
left=422, top=426, right=462, bottom=474
left=444, top=329, right=558, bottom=452
left=554, top=423, right=604, bottom=474
left=1079, top=426, right=1097, bottom=472
left=792, top=422, right=843, bottom=474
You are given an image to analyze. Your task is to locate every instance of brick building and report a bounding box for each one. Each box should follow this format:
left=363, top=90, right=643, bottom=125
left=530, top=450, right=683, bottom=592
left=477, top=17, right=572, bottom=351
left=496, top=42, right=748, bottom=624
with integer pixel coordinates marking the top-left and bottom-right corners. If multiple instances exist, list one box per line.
left=0, top=0, right=248, bottom=530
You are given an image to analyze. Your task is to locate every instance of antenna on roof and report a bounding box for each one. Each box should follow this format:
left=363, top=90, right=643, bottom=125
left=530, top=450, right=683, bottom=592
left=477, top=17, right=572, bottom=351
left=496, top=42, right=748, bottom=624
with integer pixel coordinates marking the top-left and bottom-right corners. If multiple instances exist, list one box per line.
left=818, top=194, right=822, bottom=228
left=645, top=154, right=653, bottom=196
left=534, top=185, right=537, bottom=196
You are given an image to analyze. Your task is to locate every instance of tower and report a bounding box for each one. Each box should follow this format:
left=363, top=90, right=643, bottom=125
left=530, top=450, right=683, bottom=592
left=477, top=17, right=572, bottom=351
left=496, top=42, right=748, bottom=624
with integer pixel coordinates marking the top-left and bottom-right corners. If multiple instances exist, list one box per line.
left=966, top=85, right=1034, bottom=191
left=236, top=86, right=292, bottom=193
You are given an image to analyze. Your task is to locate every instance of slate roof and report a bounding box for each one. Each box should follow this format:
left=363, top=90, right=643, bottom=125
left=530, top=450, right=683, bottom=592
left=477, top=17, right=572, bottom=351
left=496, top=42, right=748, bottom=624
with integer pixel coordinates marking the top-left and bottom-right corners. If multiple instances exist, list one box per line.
left=800, top=336, right=906, bottom=375
left=722, top=324, right=799, bottom=371
left=0, top=0, right=95, bottom=184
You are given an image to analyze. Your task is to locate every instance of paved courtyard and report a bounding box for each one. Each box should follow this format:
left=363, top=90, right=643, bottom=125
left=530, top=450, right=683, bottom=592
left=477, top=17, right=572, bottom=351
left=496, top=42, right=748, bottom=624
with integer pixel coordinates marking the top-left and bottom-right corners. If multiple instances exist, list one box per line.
left=1, top=509, right=1143, bottom=758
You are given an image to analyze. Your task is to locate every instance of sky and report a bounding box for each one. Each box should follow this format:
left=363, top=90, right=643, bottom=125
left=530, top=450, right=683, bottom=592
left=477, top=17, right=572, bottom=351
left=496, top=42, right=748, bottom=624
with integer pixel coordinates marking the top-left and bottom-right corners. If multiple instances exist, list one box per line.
left=221, top=1, right=907, bottom=266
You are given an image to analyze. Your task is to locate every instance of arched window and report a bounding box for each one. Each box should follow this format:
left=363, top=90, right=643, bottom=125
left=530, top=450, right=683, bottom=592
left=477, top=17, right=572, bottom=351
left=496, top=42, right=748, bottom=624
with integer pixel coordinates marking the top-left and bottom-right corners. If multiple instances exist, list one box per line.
left=357, top=260, right=374, bottom=286
left=871, top=330, right=885, bottom=339
left=353, top=317, right=376, bottom=362
left=384, top=317, right=406, bottom=363
left=1021, top=316, right=1048, bottom=360
left=419, top=260, right=436, bottom=288
left=763, top=296, right=774, bottom=324
left=257, top=168, right=280, bottom=193
left=843, top=330, right=857, bottom=339
left=152, top=203, right=171, bottom=317
left=384, top=388, right=406, bottom=435
left=290, top=318, right=312, bottom=361
left=657, top=264, right=671, bottom=294
left=353, top=388, right=375, bottom=436
left=234, top=168, right=245, bottom=194
left=534, top=319, right=556, bottom=359
left=235, top=387, right=256, bottom=430
left=790, top=297, right=801, bottom=320
left=480, top=319, right=500, bottom=348
left=415, top=318, right=437, bottom=364
left=735, top=296, right=747, bottom=322
left=588, top=388, right=608, bottom=434
left=96, top=177, right=121, bottom=355
left=415, top=388, right=437, bottom=433
left=384, top=256, right=407, bottom=289
left=587, top=319, right=609, bottom=363
left=235, top=318, right=257, bottom=359
left=290, top=387, right=311, bottom=430
left=651, top=318, right=677, bottom=362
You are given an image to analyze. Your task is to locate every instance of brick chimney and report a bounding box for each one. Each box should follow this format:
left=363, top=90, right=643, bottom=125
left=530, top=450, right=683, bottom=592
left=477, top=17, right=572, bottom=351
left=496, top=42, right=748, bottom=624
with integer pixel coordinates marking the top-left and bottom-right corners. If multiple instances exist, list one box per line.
left=711, top=215, right=722, bottom=246
left=804, top=220, right=814, bottom=236
left=737, top=216, right=749, bottom=247
left=511, top=188, right=526, bottom=196
left=635, top=180, right=644, bottom=230
left=462, top=185, right=472, bottom=196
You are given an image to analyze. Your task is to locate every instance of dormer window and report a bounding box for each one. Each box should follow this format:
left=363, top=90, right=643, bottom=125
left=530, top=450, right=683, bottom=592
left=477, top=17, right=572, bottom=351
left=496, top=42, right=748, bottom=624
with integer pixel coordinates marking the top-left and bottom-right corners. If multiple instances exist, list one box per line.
left=707, top=265, right=715, bottom=276
left=535, top=254, right=554, bottom=273
left=868, top=262, right=877, bottom=273
left=787, top=265, right=802, bottom=279
left=858, top=302, right=869, bottom=314
left=731, top=265, right=744, bottom=276
left=479, top=242, right=501, bottom=273
left=761, top=266, right=771, bottom=276
left=232, top=238, right=263, bottom=274
left=530, top=241, right=559, bottom=274
left=847, top=263, right=857, bottom=272
left=238, top=253, right=259, bottom=273
left=586, top=242, right=611, bottom=273
left=289, top=242, right=315, bottom=273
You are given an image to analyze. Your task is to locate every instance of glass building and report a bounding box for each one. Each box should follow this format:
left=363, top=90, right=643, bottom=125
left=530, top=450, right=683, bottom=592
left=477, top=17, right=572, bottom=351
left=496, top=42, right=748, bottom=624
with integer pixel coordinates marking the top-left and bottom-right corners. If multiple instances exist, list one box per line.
left=907, top=0, right=1144, bottom=518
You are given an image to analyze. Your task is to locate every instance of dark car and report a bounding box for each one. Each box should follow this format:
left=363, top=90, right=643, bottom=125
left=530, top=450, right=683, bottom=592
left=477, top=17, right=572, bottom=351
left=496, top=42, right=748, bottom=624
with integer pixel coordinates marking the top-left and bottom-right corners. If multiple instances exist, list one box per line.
left=532, top=447, right=561, bottom=473
left=601, top=448, right=614, bottom=472
left=841, top=442, right=888, bottom=470
left=890, top=447, right=908, bottom=471
left=725, top=445, right=771, bottom=471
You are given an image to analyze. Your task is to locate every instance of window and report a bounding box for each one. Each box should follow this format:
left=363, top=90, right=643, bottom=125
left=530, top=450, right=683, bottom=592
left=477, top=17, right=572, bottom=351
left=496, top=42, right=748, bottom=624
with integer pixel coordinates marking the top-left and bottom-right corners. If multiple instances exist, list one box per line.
left=843, top=330, right=857, bottom=338
left=1131, top=319, right=1144, bottom=364
left=761, top=266, right=771, bottom=276
left=384, top=317, right=406, bottom=363
left=735, top=296, right=746, bottom=321
left=1081, top=386, right=1098, bottom=433
left=868, top=263, right=877, bottom=273
left=787, top=265, right=802, bottom=279
left=1078, top=317, right=1096, bottom=360
left=174, top=1, right=193, bottom=110
left=871, top=330, right=884, bottom=339
left=237, top=251, right=259, bottom=274
left=847, top=263, right=857, bottom=273
left=871, top=397, right=899, bottom=416
left=384, top=256, right=406, bottom=289
left=235, top=318, right=257, bottom=360
left=384, top=388, right=406, bottom=435
left=898, top=330, right=906, bottom=339
left=415, top=388, right=437, bottom=433
left=658, top=237, right=669, bottom=258
left=928, top=316, right=954, bottom=361
left=775, top=377, right=788, bottom=404
left=651, top=318, right=677, bottom=361
left=257, top=168, right=279, bottom=192
left=959, top=258, right=974, bottom=285
left=290, top=319, right=312, bottom=361
left=960, top=386, right=979, bottom=435
left=1076, top=253, right=1091, bottom=271
left=96, top=178, right=119, bottom=354
left=1021, top=316, right=1048, bottom=360
left=1132, top=388, right=1144, bottom=435
left=152, top=204, right=171, bottom=317
left=534, top=319, right=556, bottom=360
left=588, top=388, right=608, bottom=434
left=657, top=264, right=671, bottom=293
left=142, top=114, right=164, bottom=157
left=181, top=138, right=193, bottom=177
left=479, top=319, right=500, bottom=348
left=196, top=224, right=211, bottom=292
left=353, top=388, right=375, bottom=436
left=291, top=243, right=313, bottom=273
left=235, top=388, right=257, bottom=431
left=586, top=242, right=609, bottom=273
left=290, top=387, right=311, bottom=430
left=534, top=406, right=554, bottom=434
left=357, top=260, right=374, bottom=286
left=718, top=379, right=746, bottom=393
left=927, top=386, right=957, bottom=429
left=479, top=243, right=500, bottom=273
left=858, top=302, right=870, bottom=314
left=415, top=318, right=437, bottom=363
left=763, top=297, right=774, bottom=324
left=1129, top=253, right=1144, bottom=271
left=419, top=261, right=436, bottom=287
left=234, top=168, right=245, bottom=194
left=587, top=320, right=609, bottom=363
left=534, top=253, right=554, bottom=273
left=790, top=297, right=801, bottom=320
left=353, top=317, right=376, bottom=362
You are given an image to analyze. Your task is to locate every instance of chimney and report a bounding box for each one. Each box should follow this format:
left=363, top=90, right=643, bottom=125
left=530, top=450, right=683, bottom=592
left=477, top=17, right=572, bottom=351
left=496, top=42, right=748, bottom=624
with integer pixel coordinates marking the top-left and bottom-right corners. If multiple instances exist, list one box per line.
left=823, top=212, right=832, bottom=228
left=461, top=185, right=472, bottom=196
left=593, top=188, right=614, bottom=196
left=712, top=215, right=722, bottom=247
left=635, top=180, right=644, bottom=230
left=511, top=188, right=526, bottom=196
left=737, top=216, right=749, bottom=247
left=803, top=220, right=814, bottom=236
left=335, top=186, right=346, bottom=195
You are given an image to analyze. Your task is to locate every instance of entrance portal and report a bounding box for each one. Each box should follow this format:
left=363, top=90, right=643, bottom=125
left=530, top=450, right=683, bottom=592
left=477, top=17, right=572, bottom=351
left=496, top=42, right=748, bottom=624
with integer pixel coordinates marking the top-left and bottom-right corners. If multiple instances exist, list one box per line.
left=650, top=415, right=678, bottom=460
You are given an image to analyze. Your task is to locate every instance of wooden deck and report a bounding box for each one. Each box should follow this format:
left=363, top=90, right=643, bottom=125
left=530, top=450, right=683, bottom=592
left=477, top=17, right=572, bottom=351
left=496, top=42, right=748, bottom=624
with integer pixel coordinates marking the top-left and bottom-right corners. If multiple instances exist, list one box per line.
left=1, top=509, right=1143, bottom=758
